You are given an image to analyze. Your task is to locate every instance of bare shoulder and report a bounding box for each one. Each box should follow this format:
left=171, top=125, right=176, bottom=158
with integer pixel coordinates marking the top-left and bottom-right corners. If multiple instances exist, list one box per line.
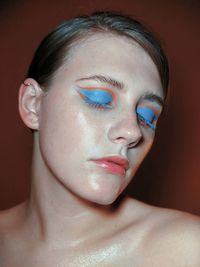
left=144, top=205, right=200, bottom=266
left=0, top=203, right=26, bottom=229
left=121, top=198, right=200, bottom=266
left=0, top=202, right=27, bottom=245
left=0, top=203, right=28, bottom=263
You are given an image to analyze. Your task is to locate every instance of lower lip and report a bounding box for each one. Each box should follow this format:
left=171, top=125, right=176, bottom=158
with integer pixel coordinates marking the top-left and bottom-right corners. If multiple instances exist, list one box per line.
left=92, top=160, right=126, bottom=176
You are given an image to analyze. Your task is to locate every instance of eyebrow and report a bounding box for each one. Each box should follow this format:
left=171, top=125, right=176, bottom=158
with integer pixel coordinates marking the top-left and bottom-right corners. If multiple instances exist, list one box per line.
left=139, top=92, right=164, bottom=107
left=76, top=74, right=164, bottom=107
left=76, top=75, right=124, bottom=91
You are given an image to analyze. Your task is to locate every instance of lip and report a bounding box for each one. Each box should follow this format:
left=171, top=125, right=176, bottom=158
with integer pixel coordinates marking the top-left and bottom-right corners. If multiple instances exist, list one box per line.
left=91, top=156, right=129, bottom=176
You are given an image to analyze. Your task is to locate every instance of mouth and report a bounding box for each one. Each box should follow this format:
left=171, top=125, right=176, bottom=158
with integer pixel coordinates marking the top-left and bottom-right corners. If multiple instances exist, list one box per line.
left=91, top=156, right=129, bottom=176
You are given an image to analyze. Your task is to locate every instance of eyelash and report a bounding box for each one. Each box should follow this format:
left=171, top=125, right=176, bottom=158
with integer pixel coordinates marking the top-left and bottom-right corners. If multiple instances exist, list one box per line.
left=84, top=97, right=112, bottom=110
left=137, top=114, right=156, bottom=130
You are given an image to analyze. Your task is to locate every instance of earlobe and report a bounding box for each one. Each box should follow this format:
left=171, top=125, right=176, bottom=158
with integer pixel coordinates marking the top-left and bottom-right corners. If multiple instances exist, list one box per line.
left=18, top=78, right=43, bottom=130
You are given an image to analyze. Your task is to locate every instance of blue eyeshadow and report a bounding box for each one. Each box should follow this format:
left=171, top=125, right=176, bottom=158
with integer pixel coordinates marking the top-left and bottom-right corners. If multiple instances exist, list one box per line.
left=136, top=106, right=155, bottom=121
left=136, top=106, right=156, bottom=129
left=78, top=89, right=113, bottom=104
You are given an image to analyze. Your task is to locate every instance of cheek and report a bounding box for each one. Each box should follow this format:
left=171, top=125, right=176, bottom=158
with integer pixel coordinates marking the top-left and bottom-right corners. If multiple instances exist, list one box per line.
left=75, top=112, right=100, bottom=149
left=38, top=94, right=104, bottom=163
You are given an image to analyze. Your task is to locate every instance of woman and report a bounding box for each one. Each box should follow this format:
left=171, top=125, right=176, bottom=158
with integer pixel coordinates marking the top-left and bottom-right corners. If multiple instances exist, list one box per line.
left=0, top=11, right=199, bottom=266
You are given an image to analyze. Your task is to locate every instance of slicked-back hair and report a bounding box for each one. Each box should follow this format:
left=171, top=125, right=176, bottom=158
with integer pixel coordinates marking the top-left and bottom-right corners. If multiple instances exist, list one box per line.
left=27, top=11, right=169, bottom=96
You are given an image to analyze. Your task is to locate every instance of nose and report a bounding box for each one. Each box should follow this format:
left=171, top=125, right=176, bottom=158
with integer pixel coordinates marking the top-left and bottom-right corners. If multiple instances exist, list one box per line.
left=107, top=113, right=143, bottom=148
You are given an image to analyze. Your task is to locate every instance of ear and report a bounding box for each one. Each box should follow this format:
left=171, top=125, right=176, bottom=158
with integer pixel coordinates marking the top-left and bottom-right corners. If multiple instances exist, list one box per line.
left=18, top=78, right=43, bottom=130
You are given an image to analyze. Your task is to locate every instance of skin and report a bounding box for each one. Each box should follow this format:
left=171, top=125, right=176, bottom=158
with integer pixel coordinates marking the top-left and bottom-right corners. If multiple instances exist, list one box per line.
left=0, top=33, right=200, bottom=267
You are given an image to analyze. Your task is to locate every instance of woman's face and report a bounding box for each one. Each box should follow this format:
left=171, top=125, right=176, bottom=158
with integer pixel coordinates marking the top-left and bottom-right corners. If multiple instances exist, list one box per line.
left=37, top=33, right=164, bottom=205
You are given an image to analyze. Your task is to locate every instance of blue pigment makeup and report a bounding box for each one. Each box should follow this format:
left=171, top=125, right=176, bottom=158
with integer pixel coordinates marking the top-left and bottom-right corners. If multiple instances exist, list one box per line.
left=136, top=106, right=157, bottom=129
left=77, top=88, right=114, bottom=109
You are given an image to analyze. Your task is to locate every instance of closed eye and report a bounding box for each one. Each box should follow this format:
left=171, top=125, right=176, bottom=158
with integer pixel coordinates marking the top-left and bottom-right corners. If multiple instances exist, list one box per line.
left=76, top=87, right=115, bottom=110
left=136, top=106, right=157, bottom=130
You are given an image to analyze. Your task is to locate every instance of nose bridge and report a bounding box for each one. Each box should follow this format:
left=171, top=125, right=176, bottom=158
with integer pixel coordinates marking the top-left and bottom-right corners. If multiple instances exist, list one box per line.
left=108, top=109, right=142, bottom=146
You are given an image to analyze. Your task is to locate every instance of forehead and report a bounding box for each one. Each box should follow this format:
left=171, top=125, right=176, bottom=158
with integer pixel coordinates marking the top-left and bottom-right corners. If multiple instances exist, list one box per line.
left=53, top=33, right=163, bottom=97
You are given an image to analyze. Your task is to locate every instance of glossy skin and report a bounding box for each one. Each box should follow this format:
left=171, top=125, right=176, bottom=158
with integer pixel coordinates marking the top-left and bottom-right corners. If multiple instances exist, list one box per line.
left=0, top=33, right=199, bottom=267
left=36, top=34, right=163, bottom=206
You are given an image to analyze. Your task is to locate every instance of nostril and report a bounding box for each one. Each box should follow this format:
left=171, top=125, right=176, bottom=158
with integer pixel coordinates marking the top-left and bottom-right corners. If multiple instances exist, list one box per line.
left=115, top=137, right=126, bottom=143
left=113, top=133, right=143, bottom=147
left=128, top=135, right=143, bottom=148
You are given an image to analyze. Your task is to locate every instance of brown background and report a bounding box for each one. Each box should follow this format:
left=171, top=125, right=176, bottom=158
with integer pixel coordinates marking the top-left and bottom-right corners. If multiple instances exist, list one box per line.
left=0, top=0, right=199, bottom=215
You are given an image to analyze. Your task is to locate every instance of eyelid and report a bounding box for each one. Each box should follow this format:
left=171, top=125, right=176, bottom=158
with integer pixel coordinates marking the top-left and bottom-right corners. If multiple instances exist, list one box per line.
left=137, top=106, right=156, bottom=120
left=76, top=86, right=116, bottom=107
left=136, top=106, right=158, bottom=130
left=139, top=101, right=162, bottom=116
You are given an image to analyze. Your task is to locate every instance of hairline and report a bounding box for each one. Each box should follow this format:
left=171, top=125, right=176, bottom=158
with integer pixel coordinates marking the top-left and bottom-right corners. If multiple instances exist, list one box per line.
left=49, top=29, right=164, bottom=95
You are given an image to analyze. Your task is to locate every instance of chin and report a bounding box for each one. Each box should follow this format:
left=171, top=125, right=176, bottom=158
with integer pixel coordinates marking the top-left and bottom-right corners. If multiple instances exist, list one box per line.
left=84, top=187, right=122, bottom=206
left=94, top=196, right=118, bottom=206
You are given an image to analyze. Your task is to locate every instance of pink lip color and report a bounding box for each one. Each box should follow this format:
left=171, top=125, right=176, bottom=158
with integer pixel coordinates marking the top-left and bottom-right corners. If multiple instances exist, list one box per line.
left=91, top=156, right=129, bottom=176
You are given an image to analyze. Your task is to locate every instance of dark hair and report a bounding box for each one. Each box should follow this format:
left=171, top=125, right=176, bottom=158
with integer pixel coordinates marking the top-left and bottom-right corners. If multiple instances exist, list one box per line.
left=27, top=11, right=169, bottom=96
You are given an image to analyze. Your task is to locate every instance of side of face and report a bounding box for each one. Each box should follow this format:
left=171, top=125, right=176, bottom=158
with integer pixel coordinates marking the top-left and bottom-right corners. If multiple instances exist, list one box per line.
left=19, top=33, right=164, bottom=205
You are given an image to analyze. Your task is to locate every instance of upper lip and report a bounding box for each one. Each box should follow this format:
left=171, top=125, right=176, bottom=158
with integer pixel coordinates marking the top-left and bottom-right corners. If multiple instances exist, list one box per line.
left=91, top=156, right=129, bottom=170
